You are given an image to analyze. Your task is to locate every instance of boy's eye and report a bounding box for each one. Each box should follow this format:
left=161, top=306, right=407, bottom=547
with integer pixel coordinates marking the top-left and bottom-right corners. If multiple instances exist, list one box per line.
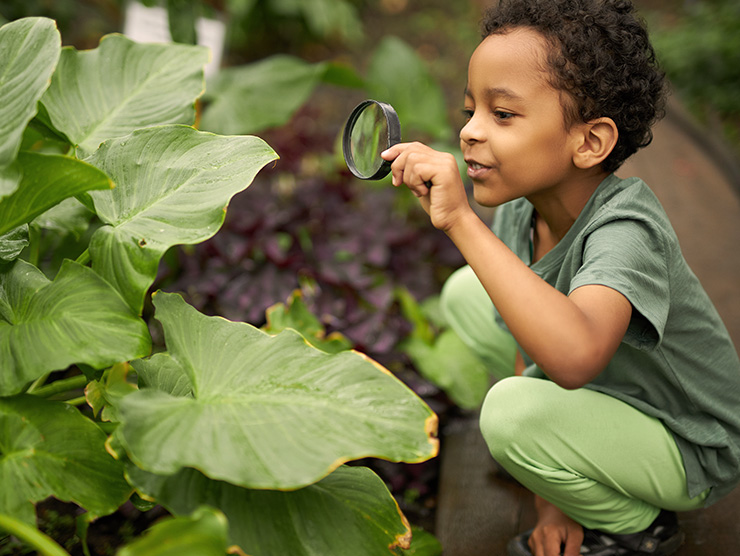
left=461, top=108, right=474, bottom=120
left=494, top=110, right=514, bottom=121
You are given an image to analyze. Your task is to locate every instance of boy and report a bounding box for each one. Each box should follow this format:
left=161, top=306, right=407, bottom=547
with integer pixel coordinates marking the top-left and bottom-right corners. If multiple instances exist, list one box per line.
left=381, top=0, right=740, bottom=555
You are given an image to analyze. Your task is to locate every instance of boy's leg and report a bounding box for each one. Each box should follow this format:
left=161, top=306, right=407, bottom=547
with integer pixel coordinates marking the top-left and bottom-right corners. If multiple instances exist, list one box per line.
left=479, top=376, right=708, bottom=534
left=441, top=265, right=518, bottom=380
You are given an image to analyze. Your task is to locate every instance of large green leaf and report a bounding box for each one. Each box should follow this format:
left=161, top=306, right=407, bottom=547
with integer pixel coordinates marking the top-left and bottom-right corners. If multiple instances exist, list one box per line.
left=200, top=55, right=362, bottom=135
left=0, top=151, right=112, bottom=236
left=126, top=465, right=413, bottom=556
left=0, top=259, right=151, bottom=395
left=0, top=164, right=22, bottom=204
left=31, top=197, right=94, bottom=239
left=39, top=34, right=208, bottom=156
left=395, top=527, right=443, bottom=556
left=85, top=125, right=278, bottom=314
left=0, top=17, right=61, bottom=198
left=0, top=226, right=28, bottom=263
left=134, top=353, right=194, bottom=399
left=119, top=292, right=438, bottom=489
left=0, top=394, right=132, bottom=526
left=117, top=506, right=229, bottom=556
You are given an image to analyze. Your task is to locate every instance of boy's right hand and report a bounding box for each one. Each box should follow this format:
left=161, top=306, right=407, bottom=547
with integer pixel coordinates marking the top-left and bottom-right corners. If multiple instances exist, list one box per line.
left=529, top=496, right=584, bottom=556
left=381, top=142, right=473, bottom=232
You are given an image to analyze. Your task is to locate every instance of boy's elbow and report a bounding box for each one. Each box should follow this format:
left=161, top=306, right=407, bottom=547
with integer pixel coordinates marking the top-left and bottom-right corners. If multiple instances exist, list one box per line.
left=552, top=375, right=591, bottom=390
left=539, top=346, right=608, bottom=390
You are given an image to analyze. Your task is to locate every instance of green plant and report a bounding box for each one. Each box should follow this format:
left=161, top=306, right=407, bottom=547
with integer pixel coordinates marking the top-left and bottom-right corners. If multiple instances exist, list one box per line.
left=115, top=506, right=231, bottom=556
left=396, top=289, right=491, bottom=410
left=364, top=36, right=453, bottom=144
left=200, top=54, right=364, bottom=135
left=0, top=17, right=438, bottom=555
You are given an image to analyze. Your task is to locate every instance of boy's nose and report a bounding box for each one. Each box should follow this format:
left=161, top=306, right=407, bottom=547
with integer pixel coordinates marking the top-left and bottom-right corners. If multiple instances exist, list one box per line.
left=460, top=118, right=483, bottom=144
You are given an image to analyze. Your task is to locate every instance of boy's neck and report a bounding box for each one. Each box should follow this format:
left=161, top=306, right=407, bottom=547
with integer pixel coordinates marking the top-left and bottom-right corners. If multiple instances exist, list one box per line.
left=529, top=170, right=609, bottom=261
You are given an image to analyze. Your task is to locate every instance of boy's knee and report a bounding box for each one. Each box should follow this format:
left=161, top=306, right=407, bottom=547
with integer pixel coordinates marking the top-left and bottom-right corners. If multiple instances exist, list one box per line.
left=479, top=376, right=527, bottom=459
left=440, top=265, right=477, bottom=324
left=479, top=377, right=556, bottom=459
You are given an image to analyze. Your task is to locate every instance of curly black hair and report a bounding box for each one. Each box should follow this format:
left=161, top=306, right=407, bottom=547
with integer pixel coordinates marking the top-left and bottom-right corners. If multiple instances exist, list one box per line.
left=482, top=0, right=667, bottom=173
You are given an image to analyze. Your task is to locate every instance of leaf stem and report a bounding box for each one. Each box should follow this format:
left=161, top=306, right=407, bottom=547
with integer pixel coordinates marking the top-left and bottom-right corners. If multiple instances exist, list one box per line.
left=76, top=513, right=93, bottom=556
left=76, top=249, right=91, bottom=265
left=0, top=514, right=70, bottom=556
left=28, top=226, right=41, bottom=267
left=65, top=396, right=88, bottom=406
left=26, top=373, right=51, bottom=393
left=31, top=375, right=89, bottom=398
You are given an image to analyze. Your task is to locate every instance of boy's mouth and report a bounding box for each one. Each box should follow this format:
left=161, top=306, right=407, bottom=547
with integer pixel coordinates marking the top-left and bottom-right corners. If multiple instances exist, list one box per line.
left=465, top=157, right=490, bottom=169
left=465, top=159, right=491, bottom=179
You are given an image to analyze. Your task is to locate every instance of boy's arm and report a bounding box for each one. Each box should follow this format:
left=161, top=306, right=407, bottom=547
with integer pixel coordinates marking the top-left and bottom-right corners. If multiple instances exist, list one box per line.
left=447, top=209, right=631, bottom=389
left=382, top=142, right=632, bottom=389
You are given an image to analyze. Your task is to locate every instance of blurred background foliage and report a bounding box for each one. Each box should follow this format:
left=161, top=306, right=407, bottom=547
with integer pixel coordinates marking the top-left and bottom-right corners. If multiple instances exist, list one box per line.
left=2, top=0, right=738, bottom=134
left=646, top=0, right=740, bottom=151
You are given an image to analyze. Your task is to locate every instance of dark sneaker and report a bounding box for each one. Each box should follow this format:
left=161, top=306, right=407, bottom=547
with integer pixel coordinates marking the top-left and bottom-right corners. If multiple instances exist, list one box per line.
left=507, top=510, right=684, bottom=555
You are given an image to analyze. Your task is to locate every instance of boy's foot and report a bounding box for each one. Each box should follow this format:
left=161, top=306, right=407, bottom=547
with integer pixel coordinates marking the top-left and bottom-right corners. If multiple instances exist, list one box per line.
left=507, top=510, right=684, bottom=555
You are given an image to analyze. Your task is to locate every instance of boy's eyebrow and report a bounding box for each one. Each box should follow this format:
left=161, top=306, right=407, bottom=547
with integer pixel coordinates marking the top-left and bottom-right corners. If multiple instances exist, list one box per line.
left=464, top=86, right=524, bottom=102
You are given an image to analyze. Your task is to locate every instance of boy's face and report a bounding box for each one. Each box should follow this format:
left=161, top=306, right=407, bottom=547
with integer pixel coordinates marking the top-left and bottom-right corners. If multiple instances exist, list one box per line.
left=461, top=28, right=585, bottom=207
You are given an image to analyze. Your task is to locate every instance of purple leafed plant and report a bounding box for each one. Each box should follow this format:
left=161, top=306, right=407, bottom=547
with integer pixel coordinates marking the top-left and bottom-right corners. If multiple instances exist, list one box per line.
left=164, top=107, right=464, bottom=365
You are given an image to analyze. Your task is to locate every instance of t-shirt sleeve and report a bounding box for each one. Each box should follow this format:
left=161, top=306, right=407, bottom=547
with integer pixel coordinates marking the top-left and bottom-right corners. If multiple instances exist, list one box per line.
left=569, top=218, right=670, bottom=350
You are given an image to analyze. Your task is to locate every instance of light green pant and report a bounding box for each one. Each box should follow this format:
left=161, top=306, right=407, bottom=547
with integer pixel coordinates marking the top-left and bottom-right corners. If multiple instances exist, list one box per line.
left=440, top=265, right=518, bottom=380
left=441, top=266, right=707, bottom=534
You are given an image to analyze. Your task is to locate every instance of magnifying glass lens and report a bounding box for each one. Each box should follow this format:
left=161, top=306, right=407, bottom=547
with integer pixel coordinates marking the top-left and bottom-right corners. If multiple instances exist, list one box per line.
left=342, top=100, right=401, bottom=180
left=350, top=103, right=387, bottom=178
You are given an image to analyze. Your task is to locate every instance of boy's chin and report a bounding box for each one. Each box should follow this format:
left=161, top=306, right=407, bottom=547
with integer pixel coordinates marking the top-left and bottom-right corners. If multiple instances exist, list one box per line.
left=472, top=186, right=505, bottom=208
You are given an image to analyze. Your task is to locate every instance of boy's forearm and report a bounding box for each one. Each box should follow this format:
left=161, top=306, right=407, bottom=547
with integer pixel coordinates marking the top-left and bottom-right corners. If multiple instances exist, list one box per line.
left=445, top=211, right=615, bottom=388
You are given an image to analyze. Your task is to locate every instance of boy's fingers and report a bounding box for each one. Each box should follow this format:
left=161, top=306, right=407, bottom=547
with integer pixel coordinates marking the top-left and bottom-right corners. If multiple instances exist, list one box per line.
left=391, top=168, right=403, bottom=187
left=382, top=141, right=427, bottom=160
left=381, top=142, right=409, bottom=160
left=562, top=529, right=583, bottom=556
left=398, top=159, right=432, bottom=192
left=383, top=142, right=448, bottom=194
left=543, top=535, right=562, bottom=556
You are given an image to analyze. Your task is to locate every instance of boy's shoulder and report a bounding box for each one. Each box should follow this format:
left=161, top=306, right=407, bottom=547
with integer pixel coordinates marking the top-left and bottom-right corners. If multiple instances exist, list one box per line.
left=587, top=174, right=673, bottom=234
left=490, top=174, right=680, bottom=261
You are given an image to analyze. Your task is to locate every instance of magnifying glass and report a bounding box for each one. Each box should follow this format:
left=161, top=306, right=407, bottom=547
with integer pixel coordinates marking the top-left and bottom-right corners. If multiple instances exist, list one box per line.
left=342, top=99, right=401, bottom=180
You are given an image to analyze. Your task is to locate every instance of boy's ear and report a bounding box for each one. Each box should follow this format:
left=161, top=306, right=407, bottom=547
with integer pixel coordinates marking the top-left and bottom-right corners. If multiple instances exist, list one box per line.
left=573, top=117, right=618, bottom=169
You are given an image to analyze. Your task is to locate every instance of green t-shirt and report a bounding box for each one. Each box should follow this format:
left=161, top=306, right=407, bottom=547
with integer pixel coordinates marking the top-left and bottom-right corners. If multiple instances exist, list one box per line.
left=491, top=173, right=740, bottom=505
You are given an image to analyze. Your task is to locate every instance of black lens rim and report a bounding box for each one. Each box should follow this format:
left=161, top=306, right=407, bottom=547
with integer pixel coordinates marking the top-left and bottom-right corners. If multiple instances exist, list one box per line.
left=342, top=99, right=401, bottom=180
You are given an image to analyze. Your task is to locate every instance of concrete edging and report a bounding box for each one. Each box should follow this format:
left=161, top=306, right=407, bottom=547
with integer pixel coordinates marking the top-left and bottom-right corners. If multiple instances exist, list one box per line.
left=664, top=95, right=740, bottom=196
